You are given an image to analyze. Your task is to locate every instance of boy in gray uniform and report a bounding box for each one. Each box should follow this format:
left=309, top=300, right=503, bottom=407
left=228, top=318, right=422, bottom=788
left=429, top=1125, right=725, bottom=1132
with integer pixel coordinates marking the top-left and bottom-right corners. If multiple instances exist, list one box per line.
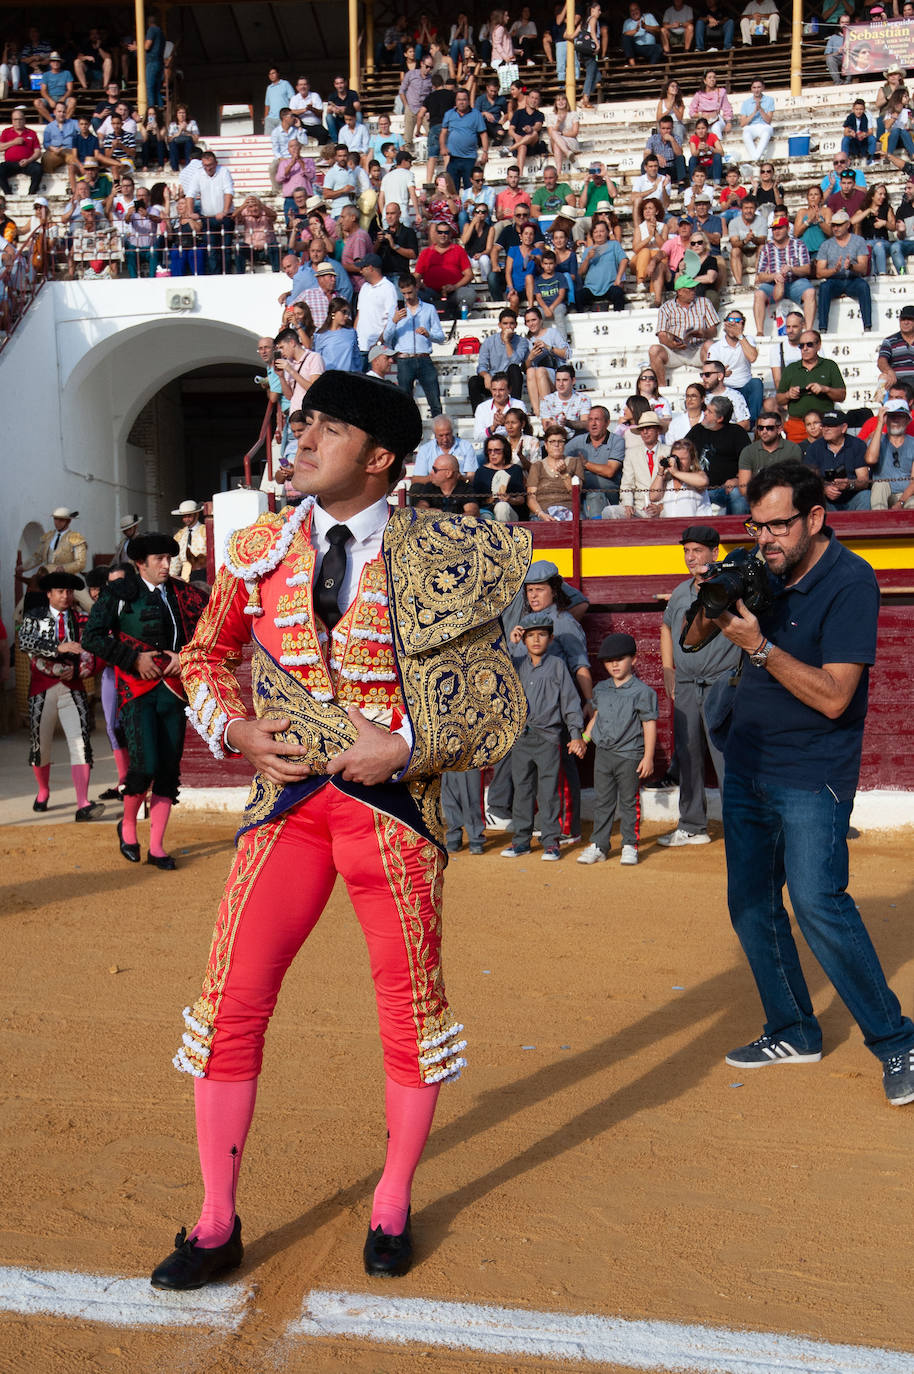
left=578, top=632, right=658, bottom=867
left=442, top=769, right=485, bottom=854
left=502, top=614, right=586, bottom=862
left=658, top=525, right=742, bottom=846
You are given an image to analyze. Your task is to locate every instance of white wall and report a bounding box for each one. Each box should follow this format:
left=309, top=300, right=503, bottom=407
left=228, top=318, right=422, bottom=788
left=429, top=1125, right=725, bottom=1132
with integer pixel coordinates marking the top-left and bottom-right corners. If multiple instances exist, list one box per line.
left=0, top=275, right=281, bottom=612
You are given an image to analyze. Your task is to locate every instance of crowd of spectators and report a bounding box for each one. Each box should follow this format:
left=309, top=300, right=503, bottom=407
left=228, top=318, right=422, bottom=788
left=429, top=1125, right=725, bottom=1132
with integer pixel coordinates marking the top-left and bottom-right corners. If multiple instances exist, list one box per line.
left=4, top=5, right=914, bottom=522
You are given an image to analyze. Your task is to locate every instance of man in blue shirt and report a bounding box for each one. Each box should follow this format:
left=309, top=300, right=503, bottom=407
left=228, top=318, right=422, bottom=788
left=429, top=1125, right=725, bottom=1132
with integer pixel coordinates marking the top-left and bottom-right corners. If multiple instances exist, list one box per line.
left=289, top=238, right=353, bottom=304
left=263, top=66, right=295, bottom=135
left=41, top=102, right=80, bottom=174
left=33, top=53, right=76, bottom=123
left=803, top=409, right=871, bottom=510
left=383, top=272, right=446, bottom=416
left=442, top=89, right=488, bottom=192
left=686, top=460, right=914, bottom=1106
left=864, top=399, right=914, bottom=508
left=577, top=221, right=629, bottom=311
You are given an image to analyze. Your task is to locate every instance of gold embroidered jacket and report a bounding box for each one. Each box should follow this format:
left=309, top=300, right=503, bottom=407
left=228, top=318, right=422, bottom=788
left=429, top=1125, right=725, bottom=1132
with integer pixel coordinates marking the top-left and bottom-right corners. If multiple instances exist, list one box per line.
left=180, top=500, right=531, bottom=843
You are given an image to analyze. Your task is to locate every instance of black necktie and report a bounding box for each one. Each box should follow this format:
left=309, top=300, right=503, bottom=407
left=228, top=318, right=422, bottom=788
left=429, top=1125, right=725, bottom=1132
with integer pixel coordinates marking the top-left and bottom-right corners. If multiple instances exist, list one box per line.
left=315, top=524, right=352, bottom=630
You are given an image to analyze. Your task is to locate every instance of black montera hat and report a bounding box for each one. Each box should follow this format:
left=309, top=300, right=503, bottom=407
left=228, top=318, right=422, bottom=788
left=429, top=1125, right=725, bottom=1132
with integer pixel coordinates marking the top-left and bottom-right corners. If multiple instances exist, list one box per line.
left=303, top=370, right=423, bottom=460
left=38, top=571, right=85, bottom=591
left=127, top=532, right=180, bottom=562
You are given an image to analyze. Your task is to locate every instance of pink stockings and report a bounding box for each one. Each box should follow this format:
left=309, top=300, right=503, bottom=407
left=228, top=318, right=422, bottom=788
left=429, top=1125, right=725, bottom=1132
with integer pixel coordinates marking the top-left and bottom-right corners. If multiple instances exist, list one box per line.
left=33, top=764, right=91, bottom=808
left=71, top=763, right=90, bottom=809
left=370, top=1078, right=441, bottom=1235
left=148, top=794, right=172, bottom=857
left=32, top=764, right=51, bottom=803
left=188, top=1075, right=440, bottom=1247
left=120, top=792, right=143, bottom=846
left=120, top=792, right=172, bottom=854
left=190, top=1076, right=258, bottom=1247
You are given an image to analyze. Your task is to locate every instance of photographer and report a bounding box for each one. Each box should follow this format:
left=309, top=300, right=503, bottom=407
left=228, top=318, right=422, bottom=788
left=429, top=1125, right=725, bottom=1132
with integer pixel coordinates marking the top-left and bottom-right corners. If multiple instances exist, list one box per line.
left=685, top=461, right=914, bottom=1105
left=658, top=525, right=741, bottom=846
left=648, top=438, right=711, bottom=518
left=803, top=410, right=871, bottom=510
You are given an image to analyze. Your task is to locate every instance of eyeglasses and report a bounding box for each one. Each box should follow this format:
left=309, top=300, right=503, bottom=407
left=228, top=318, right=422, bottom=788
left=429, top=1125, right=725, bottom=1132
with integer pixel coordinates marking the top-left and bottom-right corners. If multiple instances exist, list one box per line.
left=639, top=373, right=656, bottom=381
left=744, top=512, right=803, bottom=538
left=689, top=238, right=705, bottom=245
left=756, top=422, right=779, bottom=431
left=699, top=370, right=719, bottom=377
left=725, top=315, right=744, bottom=323
left=799, top=340, right=818, bottom=348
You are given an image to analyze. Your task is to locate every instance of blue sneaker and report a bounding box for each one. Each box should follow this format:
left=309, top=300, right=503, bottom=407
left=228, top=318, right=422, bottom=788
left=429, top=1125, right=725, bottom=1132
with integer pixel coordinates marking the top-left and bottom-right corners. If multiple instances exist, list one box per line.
left=883, top=1048, right=914, bottom=1106
left=500, top=843, right=531, bottom=858
left=725, top=1035, right=822, bottom=1068
left=541, top=844, right=561, bottom=861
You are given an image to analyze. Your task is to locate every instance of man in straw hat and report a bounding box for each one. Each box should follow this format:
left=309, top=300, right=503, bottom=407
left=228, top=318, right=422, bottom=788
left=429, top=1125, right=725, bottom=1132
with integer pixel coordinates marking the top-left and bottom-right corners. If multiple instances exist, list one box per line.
left=18, top=570, right=103, bottom=820
left=24, top=506, right=88, bottom=580
left=115, top=513, right=142, bottom=563
left=170, top=499, right=208, bottom=583
left=82, top=533, right=208, bottom=868
left=149, top=370, right=530, bottom=1290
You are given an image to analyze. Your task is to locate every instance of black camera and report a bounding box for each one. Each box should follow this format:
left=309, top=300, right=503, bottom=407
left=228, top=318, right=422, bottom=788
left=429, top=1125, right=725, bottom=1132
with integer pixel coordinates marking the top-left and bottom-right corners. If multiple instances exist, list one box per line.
left=695, top=546, right=775, bottom=620
left=658, top=456, right=671, bottom=470
left=823, top=465, right=846, bottom=482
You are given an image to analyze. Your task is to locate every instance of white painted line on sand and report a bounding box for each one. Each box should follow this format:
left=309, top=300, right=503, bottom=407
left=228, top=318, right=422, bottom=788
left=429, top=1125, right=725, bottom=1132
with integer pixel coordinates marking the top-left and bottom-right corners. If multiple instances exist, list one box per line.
left=0, top=1266, right=249, bottom=1330
left=292, top=1290, right=912, bottom=1373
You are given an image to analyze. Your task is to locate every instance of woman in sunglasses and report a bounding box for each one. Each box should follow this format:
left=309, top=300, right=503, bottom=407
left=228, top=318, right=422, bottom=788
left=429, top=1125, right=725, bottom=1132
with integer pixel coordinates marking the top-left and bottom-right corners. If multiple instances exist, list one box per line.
left=666, top=381, right=706, bottom=445
left=686, top=230, right=720, bottom=310
left=635, top=367, right=672, bottom=431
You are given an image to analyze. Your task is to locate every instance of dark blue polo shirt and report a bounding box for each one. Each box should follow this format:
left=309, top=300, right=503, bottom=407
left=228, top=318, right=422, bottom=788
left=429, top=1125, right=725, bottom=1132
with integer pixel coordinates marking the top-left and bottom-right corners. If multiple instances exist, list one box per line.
left=725, top=532, right=879, bottom=800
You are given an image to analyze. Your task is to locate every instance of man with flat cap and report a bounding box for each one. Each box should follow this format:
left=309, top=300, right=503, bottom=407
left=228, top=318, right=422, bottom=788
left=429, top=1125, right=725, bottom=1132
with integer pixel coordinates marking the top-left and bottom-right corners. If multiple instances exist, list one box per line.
left=170, top=500, right=208, bottom=584
left=18, top=570, right=103, bottom=820
left=24, top=507, right=88, bottom=580
left=150, top=369, right=530, bottom=1292
left=658, top=524, right=741, bottom=847
left=82, top=533, right=208, bottom=868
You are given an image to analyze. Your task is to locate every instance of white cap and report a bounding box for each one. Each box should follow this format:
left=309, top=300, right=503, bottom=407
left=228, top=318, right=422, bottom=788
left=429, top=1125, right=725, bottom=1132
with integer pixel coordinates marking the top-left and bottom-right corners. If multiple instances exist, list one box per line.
left=171, top=498, right=204, bottom=516
left=52, top=506, right=78, bottom=520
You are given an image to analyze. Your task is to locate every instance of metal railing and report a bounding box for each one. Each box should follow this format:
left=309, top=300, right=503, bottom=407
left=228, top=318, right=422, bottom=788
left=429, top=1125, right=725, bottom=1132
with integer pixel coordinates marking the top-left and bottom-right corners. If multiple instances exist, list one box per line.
left=0, top=228, right=53, bottom=357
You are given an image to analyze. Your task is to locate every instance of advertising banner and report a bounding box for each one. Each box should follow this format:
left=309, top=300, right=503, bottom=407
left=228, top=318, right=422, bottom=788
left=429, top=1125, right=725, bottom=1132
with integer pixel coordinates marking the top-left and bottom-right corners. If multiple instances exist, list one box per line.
left=843, top=18, right=914, bottom=76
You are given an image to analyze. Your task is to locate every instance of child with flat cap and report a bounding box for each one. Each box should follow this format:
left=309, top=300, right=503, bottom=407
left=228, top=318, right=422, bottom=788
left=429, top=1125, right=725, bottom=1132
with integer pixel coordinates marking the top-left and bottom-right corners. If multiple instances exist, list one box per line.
left=502, top=612, right=586, bottom=862
left=578, top=632, right=658, bottom=866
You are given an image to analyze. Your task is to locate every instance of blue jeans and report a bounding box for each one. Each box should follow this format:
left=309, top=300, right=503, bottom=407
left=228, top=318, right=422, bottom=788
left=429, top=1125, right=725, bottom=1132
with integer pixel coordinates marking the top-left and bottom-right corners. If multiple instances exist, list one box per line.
left=396, top=354, right=442, bottom=416
left=707, top=484, right=749, bottom=514
left=817, top=273, right=872, bottom=330
left=555, top=41, right=580, bottom=82
left=622, top=36, right=662, bottom=63
left=583, top=56, right=600, bottom=96
left=735, top=376, right=764, bottom=423
left=723, top=772, right=914, bottom=1061
left=446, top=155, right=476, bottom=191
left=169, top=245, right=206, bottom=275
left=146, top=60, right=163, bottom=107
left=688, top=152, right=722, bottom=182
left=126, top=246, right=158, bottom=278
left=887, top=127, right=914, bottom=158
left=841, top=132, right=877, bottom=159
left=695, top=17, right=735, bottom=48
left=869, top=237, right=904, bottom=275
left=756, top=278, right=815, bottom=314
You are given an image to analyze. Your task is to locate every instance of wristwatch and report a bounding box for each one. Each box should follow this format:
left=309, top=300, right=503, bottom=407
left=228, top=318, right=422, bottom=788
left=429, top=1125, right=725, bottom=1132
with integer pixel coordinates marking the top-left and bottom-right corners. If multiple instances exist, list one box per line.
left=749, top=638, right=774, bottom=668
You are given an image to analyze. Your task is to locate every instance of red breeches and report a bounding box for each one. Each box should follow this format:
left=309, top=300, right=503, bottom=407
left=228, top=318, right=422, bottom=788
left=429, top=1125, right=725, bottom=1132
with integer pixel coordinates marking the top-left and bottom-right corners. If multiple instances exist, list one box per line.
left=175, top=784, right=467, bottom=1088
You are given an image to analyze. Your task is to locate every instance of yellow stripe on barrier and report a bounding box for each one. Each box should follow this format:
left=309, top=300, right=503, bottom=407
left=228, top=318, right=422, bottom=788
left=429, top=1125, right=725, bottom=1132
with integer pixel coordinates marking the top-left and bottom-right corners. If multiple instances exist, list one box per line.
left=539, top=540, right=914, bottom=580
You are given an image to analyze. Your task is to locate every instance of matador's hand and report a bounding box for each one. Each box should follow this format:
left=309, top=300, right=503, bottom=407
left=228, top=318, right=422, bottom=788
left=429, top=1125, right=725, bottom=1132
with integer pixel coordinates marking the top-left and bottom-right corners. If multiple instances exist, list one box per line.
left=226, top=716, right=313, bottom=785
left=326, top=707, right=410, bottom=785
